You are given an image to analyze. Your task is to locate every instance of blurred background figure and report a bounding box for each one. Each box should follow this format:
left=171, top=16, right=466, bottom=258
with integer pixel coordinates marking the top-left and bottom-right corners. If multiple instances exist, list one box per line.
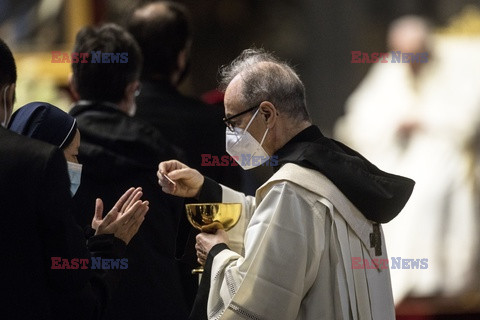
left=68, top=23, right=192, bottom=320
left=336, top=16, right=435, bottom=170
left=335, top=15, right=480, bottom=305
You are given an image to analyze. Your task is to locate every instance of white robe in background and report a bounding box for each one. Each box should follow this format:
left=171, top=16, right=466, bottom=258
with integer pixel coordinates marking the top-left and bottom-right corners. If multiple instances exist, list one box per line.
left=207, top=163, right=395, bottom=320
left=334, top=36, right=480, bottom=302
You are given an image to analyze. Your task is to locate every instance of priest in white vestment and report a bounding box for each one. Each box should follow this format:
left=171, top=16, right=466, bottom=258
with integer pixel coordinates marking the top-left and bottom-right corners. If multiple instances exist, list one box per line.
left=158, top=48, right=414, bottom=319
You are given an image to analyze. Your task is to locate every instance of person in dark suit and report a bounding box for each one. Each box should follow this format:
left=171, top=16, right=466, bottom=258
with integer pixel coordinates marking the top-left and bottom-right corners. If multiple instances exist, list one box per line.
left=68, top=24, right=192, bottom=319
left=0, top=38, right=148, bottom=320
left=127, top=1, right=247, bottom=192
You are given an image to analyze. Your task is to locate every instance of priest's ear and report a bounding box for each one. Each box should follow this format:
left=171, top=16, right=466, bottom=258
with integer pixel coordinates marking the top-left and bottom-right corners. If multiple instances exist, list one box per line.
left=68, top=74, right=80, bottom=101
left=259, top=101, right=278, bottom=129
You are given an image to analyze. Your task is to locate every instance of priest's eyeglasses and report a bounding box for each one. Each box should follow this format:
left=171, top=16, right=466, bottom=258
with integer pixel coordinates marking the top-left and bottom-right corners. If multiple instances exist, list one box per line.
left=223, top=105, right=259, bottom=132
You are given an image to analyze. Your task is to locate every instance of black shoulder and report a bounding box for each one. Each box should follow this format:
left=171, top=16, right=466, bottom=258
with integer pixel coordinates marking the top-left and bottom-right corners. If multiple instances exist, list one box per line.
left=0, top=127, right=60, bottom=174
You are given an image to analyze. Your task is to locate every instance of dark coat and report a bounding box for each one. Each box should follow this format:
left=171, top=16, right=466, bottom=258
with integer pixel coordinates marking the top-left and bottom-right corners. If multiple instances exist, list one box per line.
left=70, top=102, right=194, bottom=320
left=0, top=126, right=124, bottom=320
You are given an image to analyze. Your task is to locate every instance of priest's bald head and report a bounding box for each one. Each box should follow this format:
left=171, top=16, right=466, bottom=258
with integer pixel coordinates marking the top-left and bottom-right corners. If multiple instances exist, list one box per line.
left=220, top=48, right=312, bottom=157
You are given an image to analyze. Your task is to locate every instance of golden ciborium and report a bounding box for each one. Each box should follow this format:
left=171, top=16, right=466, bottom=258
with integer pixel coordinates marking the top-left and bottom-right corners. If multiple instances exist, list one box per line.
left=185, top=203, right=242, bottom=274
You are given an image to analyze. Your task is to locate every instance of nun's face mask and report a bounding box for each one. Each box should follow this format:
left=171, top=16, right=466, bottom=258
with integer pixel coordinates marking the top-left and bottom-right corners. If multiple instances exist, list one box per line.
left=67, top=161, right=82, bottom=196
left=64, top=130, right=82, bottom=196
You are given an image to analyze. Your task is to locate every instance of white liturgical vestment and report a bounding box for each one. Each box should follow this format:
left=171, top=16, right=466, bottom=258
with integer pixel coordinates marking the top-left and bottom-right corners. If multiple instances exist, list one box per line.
left=206, top=163, right=395, bottom=320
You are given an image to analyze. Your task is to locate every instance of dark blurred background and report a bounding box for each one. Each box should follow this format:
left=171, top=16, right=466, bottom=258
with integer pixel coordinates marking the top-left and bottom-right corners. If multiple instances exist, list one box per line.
left=119, top=0, right=480, bottom=135
left=2, top=0, right=480, bottom=134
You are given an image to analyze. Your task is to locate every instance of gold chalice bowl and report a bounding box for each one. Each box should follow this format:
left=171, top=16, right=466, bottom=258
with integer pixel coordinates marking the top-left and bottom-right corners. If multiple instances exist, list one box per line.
left=185, top=203, right=242, bottom=274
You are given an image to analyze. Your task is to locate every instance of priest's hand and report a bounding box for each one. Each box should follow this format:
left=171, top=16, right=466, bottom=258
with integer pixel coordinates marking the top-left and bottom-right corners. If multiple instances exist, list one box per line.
left=157, top=160, right=204, bottom=199
left=195, top=229, right=229, bottom=265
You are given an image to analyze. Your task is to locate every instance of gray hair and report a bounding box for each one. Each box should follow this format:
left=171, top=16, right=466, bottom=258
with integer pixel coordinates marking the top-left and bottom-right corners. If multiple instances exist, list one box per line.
left=219, top=48, right=311, bottom=122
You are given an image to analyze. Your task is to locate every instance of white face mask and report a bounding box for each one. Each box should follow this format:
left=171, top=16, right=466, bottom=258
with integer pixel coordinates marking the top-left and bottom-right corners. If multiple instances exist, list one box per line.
left=128, top=102, right=137, bottom=117
left=226, top=108, right=270, bottom=170
left=67, top=161, right=83, bottom=196
left=128, top=87, right=140, bottom=117
left=1, top=85, right=10, bottom=128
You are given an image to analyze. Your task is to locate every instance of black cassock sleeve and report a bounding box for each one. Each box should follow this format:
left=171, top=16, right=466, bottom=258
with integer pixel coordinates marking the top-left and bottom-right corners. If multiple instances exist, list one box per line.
left=189, top=243, right=229, bottom=320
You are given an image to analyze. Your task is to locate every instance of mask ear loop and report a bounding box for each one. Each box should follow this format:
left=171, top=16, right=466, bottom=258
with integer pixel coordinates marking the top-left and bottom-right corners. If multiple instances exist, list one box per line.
left=259, top=127, right=269, bottom=146
left=243, top=107, right=261, bottom=134
left=2, top=85, right=10, bottom=127
left=244, top=107, right=270, bottom=146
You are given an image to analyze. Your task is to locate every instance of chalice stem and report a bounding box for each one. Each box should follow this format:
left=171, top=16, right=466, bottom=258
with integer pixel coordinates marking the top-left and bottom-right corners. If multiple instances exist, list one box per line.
left=192, top=266, right=204, bottom=274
